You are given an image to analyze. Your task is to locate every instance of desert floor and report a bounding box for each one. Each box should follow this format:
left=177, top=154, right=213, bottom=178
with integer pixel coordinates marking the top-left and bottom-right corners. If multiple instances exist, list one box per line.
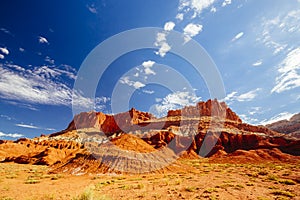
left=0, top=159, right=299, bottom=200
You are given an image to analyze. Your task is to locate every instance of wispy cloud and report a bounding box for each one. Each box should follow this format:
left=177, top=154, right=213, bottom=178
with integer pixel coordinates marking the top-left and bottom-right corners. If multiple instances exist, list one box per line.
left=0, top=63, right=108, bottom=111
left=252, top=60, right=263, bottom=67
left=87, top=4, right=97, bottom=14
left=45, top=56, right=55, bottom=64
left=0, top=114, right=13, bottom=121
left=271, top=47, right=300, bottom=93
left=142, top=89, right=154, bottom=94
left=15, top=123, right=39, bottom=129
left=257, top=9, right=300, bottom=55
left=231, top=32, right=244, bottom=42
left=210, top=6, right=217, bottom=13
left=260, top=112, right=295, bottom=125
left=0, top=131, right=23, bottom=138
left=0, top=28, right=14, bottom=37
left=223, top=88, right=261, bottom=104
left=119, top=76, right=145, bottom=89
left=15, top=123, right=56, bottom=131
left=222, top=0, right=232, bottom=7
left=38, top=36, right=49, bottom=44
left=151, top=91, right=201, bottom=117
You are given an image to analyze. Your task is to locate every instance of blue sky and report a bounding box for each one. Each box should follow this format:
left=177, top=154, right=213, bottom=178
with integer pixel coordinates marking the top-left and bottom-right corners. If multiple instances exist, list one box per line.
left=0, top=0, right=300, bottom=139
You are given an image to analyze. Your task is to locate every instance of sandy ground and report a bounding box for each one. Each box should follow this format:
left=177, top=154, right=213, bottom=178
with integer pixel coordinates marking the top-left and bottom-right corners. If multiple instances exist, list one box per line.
left=0, top=159, right=299, bottom=200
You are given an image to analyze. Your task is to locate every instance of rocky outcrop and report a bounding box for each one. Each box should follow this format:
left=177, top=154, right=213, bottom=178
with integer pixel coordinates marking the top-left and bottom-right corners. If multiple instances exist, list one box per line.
left=0, top=138, right=83, bottom=165
left=63, top=108, right=155, bottom=135
left=167, top=99, right=242, bottom=123
left=267, top=113, right=300, bottom=139
left=1, top=99, right=299, bottom=174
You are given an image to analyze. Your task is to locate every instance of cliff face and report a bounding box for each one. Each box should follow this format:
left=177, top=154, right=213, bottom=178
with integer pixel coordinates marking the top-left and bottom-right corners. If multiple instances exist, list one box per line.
left=65, top=108, right=155, bottom=135
left=167, top=99, right=242, bottom=123
left=65, top=99, right=242, bottom=135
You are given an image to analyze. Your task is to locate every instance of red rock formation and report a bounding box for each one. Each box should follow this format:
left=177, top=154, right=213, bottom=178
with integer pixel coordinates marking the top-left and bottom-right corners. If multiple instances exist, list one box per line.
left=267, top=113, right=300, bottom=139
left=1, top=99, right=299, bottom=174
left=0, top=138, right=83, bottom=165
left=168, top=99, right=242, bottom=123
left=64, top=108, right=155, bottom=135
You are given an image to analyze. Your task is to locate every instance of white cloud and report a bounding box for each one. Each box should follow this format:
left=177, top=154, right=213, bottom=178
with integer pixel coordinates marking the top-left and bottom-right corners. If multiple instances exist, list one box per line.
left=0, top=28, right=12, bottom=35
left=120, top=76, right=145, bottom=89
left=223, top=91, right=237, bottom=102
left=252, top=60, right=263, bottom=67
left=0, top=47, right=9, bottom=55
left=236, top=88, right=261, bottom=101
left=222, top=0, right=232, bottom=7
left=19, top=48, right=25, bottom=52
left=155, top=98, right=162, bottom=102
left=231, top=32, right=244, bottom=42
left=210, top=6, right=217, bottom=13
left=133, top=72, right=139, bottom=77
left=38, top=36, right=49, bottom=44
left=87, top=4, right=97, bottom=13
left=45, top=56, right=55, bottom=64
left=142, top=60, right=156, bottom=75
left=142, top=89, right=154, bottom=94
left=239, top=114, right=259, bottom=125
left=155, top=42, right=171, bottom=57
left=191, top=0, right=215, bottom=14
left=183, top=23, right=203, bottom=42
left=271, top=47, right=300, bottom=93
left=144, top=68, right=156, bottom=75
left=164, top=21, right=175, bottom=31
left=154, top=32, right=171, bottom=57
left=223, top=88, right=261, bottom=103
left=176, top=13, right=184, bottom=21
left=0, top=131, right=23, bottom=138
left=178, top=0, right=215, bottom=20
left=248, top=107, right=262, bottom=116
left=15, top=123, right=39, bottom=129
left=260, top=112, right=295, bottom=125
left=151, top=91, right=201, bottom=117
left=45, top=128, right=56, bottom=131
left=142, top=60, right=155, bottom=68
left=155, top=32, right=167, bottom=44
left=0, top=54, right=4, bottom=59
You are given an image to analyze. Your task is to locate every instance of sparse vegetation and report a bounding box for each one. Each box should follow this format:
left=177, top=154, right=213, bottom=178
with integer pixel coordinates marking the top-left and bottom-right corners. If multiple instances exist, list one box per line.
left=24, top=179, right=40, bottom=184
left=185, top=186, right=197, bottom=192
left=267, top=174, right=278, bottom=181
left=204, top=188, right=218, bottom=193
left=257, top=197, right=270, bottom=200
left=271, top=190, right=295, bottom=197
left=278, top=179, right=297, bottom=185
left=72, top=189, right=94, bottom=200
left=0, top=162, right=299, bottom=199
left=0, top=197, right=14, bottom=200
